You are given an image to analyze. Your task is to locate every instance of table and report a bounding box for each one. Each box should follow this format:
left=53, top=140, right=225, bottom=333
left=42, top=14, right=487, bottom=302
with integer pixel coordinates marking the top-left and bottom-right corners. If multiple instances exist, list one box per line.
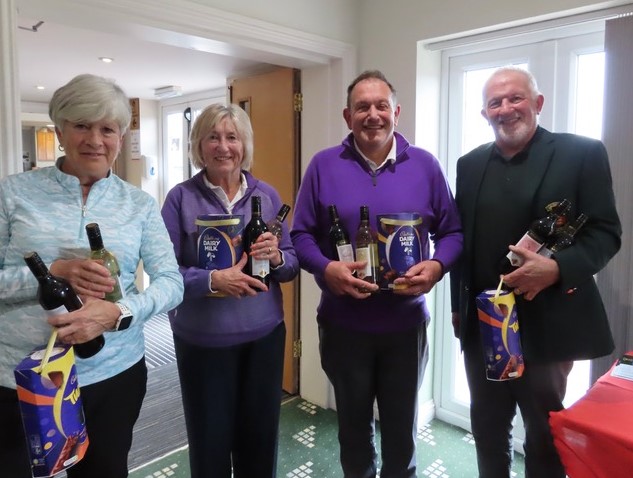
left=549, top=354, right=633, bottom=478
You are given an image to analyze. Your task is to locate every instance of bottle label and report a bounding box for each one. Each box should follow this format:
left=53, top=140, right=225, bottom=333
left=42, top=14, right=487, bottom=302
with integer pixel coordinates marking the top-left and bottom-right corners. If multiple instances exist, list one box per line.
left=507, top=233, right=543, bottom=267
left=250, top=257, right=270, bottom=279
left=45, top=305, right=72, bottom=316
left=355, top=246, right=373, bottom=279
left=336, top=243, right=354, bottom=263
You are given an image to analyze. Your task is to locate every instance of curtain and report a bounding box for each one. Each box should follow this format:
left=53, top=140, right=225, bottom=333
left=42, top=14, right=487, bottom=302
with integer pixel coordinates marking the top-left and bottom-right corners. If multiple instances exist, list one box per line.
left=594, top=13, right=633, bottom=382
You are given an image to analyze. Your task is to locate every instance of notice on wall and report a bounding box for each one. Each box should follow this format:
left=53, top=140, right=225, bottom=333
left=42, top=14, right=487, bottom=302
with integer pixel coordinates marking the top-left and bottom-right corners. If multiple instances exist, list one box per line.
left=129, top=98, right=141, bottom=160
left=128, top=130, right=141, bottom=160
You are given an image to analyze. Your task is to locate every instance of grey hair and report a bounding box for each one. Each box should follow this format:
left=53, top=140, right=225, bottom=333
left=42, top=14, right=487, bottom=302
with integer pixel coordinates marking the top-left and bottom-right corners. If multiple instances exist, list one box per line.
left=49, top=74, right=132, bottom=134
left=483, top=66, right=541, bottom=105
left=346, top=70, right=397, bottom=109
left=189, top=104, right=254, bottom=171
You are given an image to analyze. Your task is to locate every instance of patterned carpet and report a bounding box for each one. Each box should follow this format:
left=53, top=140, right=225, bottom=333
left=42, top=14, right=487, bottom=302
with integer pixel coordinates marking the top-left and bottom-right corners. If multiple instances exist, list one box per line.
left=129, top=396, right=526, bottom=478
left=127, top=314, right=526, bottom=477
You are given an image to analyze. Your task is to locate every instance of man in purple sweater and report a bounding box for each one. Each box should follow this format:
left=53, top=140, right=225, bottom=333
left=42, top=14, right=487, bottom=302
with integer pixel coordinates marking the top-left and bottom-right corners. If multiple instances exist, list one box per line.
left=291, top=70, right=463, bottom=477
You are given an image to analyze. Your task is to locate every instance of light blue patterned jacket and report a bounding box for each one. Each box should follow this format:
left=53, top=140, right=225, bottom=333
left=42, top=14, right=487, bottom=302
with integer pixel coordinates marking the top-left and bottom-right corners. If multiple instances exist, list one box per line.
left=0, top=159, right=183, bottom=388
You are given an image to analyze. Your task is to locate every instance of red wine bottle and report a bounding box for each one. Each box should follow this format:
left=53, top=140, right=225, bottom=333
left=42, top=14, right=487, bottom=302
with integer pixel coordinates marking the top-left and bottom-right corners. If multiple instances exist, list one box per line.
left=539, top=213, right=588, bottom=258
left=328, top=205, right=354, bottom=263
left=24, top=251, right=105, bottom=359
left=502, top=199, right=571, bottom=272
left=243, top=196, right=270, bottom=287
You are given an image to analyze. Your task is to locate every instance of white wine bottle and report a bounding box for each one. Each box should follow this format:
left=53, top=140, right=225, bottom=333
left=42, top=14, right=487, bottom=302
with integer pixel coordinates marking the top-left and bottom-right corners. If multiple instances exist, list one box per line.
left=267, top=203, right=291, bottom=241
left=24, top=251, right=105, bottom=359
left=85, top=223, right=124, bottom=302
left=355, top=205, right=379, bottom=284
left=243, top=196, right=270, bottom=287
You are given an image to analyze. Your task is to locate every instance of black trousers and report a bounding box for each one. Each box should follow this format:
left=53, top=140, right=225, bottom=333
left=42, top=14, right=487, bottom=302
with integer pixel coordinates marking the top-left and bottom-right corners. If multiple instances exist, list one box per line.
left=174, top=322, right=286, bottom=478
left=463, top=333, right=572, bottom=478
left=319, top=320, right=429, bottom=478
left=0, top=358, right=147, bottom=478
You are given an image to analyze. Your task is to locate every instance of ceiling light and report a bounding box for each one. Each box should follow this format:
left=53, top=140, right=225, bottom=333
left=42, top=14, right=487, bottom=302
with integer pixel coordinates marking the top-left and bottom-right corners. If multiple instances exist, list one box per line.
left=154, top=85, right=183, bottom=99
left=99, top=57, right=114, bottom=63
left=35, top=85, right=45, bottom=90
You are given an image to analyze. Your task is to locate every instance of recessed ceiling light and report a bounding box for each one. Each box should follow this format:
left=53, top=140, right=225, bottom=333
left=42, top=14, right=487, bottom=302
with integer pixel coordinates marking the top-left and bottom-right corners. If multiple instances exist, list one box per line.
left=35, top=85, right=45, bottom=90
left=99, top=57, right=114, bottom=63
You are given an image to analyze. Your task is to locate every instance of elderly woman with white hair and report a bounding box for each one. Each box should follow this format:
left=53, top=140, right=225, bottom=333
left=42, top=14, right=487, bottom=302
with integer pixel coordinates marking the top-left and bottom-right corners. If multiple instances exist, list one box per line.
left=161, top=103, right=298, bottom=478
left=0, top=74, right=183, bottom=478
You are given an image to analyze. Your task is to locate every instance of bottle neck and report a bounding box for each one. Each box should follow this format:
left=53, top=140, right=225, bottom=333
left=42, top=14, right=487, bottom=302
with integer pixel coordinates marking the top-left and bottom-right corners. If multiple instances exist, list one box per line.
left=89, top=240, right=105, bottom=251
left=251, top=197, right=262, bottom=218
left=24, top=252, right=51, bottom=281
left=360, top=206, right=370, bottom=222
left=329, top=206, right=339, bottom=224
left=277, top=205, right=290, bottom=222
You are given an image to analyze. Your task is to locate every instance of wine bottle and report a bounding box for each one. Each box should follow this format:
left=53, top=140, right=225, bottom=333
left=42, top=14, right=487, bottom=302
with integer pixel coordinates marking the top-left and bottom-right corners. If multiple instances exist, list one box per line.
left=328, top=205, right=354, bottom=263
left=355, top=205, right=379, bottom=283
left=243, top=196, right=270, bottom=287
left=266, top=203, right=291, bottom=241
left=85, top=222, right=124, bottom=302
left=24, top=251, right=105, bottom=359
left=505, top=199, right=571, bottom=269
left=539, top=213, right=588, bottom=258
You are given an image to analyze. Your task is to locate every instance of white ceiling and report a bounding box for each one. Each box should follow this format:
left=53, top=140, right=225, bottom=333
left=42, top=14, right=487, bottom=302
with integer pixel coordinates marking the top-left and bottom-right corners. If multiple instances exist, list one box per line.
left=17, top=15, right=266, bottom=105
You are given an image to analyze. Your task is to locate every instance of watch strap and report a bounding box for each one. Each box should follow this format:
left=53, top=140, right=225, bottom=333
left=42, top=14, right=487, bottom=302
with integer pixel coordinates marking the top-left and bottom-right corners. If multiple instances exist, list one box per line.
left=115, top=303, right=133, bottom=331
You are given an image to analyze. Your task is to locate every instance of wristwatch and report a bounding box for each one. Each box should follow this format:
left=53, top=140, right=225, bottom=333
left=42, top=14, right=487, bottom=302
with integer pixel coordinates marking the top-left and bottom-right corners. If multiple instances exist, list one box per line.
left=115, top=303, right=133, bottom=331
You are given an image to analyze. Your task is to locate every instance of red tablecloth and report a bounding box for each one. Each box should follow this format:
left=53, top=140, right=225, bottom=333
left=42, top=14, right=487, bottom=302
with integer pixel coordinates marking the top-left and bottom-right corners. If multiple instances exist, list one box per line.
left=549, top=355, right=633, bottom=478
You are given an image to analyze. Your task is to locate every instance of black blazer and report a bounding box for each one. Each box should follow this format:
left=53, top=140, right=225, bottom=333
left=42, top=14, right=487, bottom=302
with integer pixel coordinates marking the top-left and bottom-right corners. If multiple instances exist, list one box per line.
left=451, top=128, right=622, bottom=363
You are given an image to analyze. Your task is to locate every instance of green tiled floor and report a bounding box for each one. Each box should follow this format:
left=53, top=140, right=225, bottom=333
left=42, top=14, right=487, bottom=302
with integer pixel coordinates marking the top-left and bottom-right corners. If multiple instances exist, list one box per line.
left=130, top=397, right=525, bottom=478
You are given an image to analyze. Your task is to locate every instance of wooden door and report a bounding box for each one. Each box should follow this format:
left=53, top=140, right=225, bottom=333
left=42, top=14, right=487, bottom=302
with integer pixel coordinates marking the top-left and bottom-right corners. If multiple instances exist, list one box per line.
left=230, top=67, right=301, bottom=394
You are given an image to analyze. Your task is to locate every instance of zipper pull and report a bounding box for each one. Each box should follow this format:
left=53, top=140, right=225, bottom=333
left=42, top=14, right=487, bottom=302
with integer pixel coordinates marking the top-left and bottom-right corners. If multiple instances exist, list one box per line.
left=82, top=204, right=87, bottom=217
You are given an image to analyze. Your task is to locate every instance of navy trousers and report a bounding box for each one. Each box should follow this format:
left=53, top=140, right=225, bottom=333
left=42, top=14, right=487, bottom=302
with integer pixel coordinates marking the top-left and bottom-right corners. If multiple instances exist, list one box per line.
left=174, top=322, right=285, bottom=478
left=463, top=333, right=572, bottom=478
left=319, top=320, right=429, bottom=478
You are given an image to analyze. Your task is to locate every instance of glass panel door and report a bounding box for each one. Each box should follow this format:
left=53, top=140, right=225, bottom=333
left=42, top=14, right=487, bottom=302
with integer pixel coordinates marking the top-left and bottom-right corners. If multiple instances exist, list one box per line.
left=435, top=31, right=605, bottom=441
left=160, top=95, right=226, bottom=202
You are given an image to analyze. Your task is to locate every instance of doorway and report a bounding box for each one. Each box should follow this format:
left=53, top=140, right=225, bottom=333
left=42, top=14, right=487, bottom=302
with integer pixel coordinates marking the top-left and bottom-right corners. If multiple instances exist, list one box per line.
left=230, top=67, right=302, bottom=395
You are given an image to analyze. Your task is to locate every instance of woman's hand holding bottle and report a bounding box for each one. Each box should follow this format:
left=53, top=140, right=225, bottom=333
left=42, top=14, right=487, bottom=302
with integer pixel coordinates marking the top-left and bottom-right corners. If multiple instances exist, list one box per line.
left=49, top=258, right=117, bottom=300
left=211, top=253, right=268, bottom=298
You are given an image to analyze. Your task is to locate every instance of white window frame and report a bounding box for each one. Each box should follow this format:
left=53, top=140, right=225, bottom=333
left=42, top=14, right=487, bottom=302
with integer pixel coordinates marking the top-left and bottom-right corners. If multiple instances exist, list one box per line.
left=159, top=89, right=226, bottom=203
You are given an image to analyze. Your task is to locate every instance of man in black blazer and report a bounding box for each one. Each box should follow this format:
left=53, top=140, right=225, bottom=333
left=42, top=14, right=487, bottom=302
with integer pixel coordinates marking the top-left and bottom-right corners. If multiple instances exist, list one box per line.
left=451, top=66, right=621, bottom=478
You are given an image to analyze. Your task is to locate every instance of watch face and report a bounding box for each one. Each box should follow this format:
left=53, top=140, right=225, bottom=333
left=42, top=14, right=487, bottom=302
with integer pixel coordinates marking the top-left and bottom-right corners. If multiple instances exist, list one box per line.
left=117, top=315, right=132, bottom=331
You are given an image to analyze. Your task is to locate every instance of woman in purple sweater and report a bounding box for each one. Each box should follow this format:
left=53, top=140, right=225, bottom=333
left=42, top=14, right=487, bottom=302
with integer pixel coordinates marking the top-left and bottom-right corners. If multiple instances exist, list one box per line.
left=161, top=104, right=298, bottom=478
